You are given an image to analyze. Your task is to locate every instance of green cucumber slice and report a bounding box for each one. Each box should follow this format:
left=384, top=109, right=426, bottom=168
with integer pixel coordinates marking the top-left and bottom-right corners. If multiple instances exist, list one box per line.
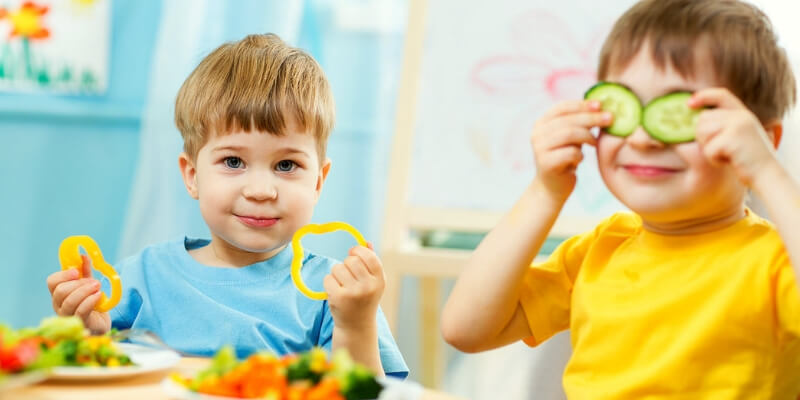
left=584, top=82, right=642, bottom=137
left=641, top=91, right=699, bottom=144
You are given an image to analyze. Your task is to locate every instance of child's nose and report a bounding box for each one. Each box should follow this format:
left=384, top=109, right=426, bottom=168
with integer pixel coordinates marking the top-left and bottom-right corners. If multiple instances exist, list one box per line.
left=626, top=125, right=665, bottom=150
left=242, top=173, right=278, bottom=201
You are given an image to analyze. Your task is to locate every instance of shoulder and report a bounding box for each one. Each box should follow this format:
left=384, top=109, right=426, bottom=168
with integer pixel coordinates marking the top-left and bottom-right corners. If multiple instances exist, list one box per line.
left=583, top=211, right=641, bottom=241
left=551, top=212, right=640, bottom=250
left=741, top=209, right=780, bottom=236
left=115, top=236, right=190, bottom=271
left=738, top=210, right=786, bottom=253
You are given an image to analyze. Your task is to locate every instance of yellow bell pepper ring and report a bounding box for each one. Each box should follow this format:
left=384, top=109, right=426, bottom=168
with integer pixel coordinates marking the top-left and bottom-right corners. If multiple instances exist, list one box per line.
left=58, top=235, right=122, bottom=313
left=291, top=222, right=368, bottom=300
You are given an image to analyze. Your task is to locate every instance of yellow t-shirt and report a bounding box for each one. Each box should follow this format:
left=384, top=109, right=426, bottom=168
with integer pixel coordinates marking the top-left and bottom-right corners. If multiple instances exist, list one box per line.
left=520, top=210, right=800, bottom=399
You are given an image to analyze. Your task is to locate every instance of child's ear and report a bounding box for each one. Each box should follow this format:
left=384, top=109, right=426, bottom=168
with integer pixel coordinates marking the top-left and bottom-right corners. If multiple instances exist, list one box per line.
left=178, top=152, right=199, bottom=199
left=765, top=120, right=783, bottom=149
left=315, top=158, right=332, bottom=201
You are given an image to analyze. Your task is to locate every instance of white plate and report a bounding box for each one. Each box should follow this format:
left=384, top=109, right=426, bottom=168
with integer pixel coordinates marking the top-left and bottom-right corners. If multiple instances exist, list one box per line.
left=161, top=375, right=422, bottom=400
left=49, top=343, right=180, bottom=381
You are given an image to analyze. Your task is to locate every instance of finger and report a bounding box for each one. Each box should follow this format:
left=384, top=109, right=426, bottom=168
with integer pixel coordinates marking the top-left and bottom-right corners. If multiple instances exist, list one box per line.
left=330, top=263, right=357, bottom=287
left=554, top=111, right=613, bottom=131
left=366, top=241, right=374, bottom=251
left=540, top=100, right=602, bottom=121
left=47, top=269, right=81, bottom=294
left=536, top=125, right=597, bottom=150
left=699, top=137, right=731, bottom=168
left=323, top=274, right=341, bottom=294
left=81, top=254, right=94, bottom=279
left=349, top=246, right=382, bottom=276
left=58, top=280, right=101, bottom=316
left=689, top=88, right=746, bottom=110
left=538, top=146, right=585, bottom=172
left=343, top=254, right=372, bottom=281
left=52, top=278, right=95, bottom=308
left=695, top=109, right=729, bottom=144
left=74, top=292, right=102, bottom=321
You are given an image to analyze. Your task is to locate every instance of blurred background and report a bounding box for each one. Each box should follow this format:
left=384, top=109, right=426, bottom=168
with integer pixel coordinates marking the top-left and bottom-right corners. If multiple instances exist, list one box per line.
left=0, top=0, right=798, bottom=399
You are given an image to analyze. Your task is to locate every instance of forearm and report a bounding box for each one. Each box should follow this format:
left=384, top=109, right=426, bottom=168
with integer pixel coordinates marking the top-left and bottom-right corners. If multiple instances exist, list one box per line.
left=332, top=324, right=384, bottom=377
left=441, top=179, right=566, bottom=350
left=752, top=161, right=800, bottom=278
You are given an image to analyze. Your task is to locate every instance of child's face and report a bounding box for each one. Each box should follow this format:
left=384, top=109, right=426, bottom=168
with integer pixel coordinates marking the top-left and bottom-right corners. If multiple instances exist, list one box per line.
left=596, top=44, right=746, bottom=223
left=180, top=121, right=330, bottom=259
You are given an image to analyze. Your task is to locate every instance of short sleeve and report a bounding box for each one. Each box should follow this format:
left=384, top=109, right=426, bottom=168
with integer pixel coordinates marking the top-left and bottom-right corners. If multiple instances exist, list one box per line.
left=775, top=253, right=800, bottom=337
left=519, top=219, right=611, bottom=347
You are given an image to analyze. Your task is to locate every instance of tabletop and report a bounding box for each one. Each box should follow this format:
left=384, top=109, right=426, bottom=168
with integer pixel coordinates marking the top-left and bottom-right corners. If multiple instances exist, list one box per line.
left=5, top=357, right=465, bottom=400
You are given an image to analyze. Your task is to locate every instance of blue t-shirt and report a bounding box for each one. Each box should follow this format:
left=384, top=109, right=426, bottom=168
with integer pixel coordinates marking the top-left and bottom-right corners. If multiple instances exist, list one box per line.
left=103, top=237, right=408, bottom=378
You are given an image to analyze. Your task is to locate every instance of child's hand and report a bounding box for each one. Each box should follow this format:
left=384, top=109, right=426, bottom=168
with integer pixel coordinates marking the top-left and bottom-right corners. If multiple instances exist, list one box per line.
left=46, top=254, right=111, bottom=335
left=531, top=100, right=610, bottom=200
left=690, top=88, right=781, bottom=187
left=323, top=243, right=385, bottom=331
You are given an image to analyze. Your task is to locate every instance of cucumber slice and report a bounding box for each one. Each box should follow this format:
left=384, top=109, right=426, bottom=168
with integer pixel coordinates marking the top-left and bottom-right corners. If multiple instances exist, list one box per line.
left=584, top=82, right=641, bottom=137
left=642, top=92, right=699, bottom=144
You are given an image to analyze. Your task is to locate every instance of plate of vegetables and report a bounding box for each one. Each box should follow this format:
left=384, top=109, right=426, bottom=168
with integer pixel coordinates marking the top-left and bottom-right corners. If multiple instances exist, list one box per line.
left=0, top=315, right=85, bottom=390
left=1, top=316, right=179, bottom=383
left=50, top=340, right=180, bottom=381
left=163, top=346, right=390, bottom=400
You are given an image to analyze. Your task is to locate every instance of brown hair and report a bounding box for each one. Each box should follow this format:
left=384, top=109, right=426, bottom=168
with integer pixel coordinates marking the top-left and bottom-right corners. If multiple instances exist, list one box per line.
left=175, top=33, right=335, bottom=161
left=597, top=0, right=796, bottom=123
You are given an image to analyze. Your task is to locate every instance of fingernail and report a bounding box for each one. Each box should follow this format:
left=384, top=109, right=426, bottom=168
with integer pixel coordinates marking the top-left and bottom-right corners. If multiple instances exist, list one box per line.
left=69, top=269, right=79, bottom=278
left=602, top=112, right=613, bottom=122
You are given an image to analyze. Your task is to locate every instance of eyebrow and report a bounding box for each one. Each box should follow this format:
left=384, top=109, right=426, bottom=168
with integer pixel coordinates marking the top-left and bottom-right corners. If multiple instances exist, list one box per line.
left=210, top=145, right=246, bottom=153
left=210, top=145, right=311, bottom=158
left=275, top=147, right=312, bottom=158
left=658, top=85, right=696, bottom=95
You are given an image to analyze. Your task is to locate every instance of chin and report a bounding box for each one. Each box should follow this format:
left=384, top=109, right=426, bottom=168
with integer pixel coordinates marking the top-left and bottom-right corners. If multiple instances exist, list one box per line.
left=237, top=241, right=286, bottom=254
left=616, top=195, right=686, bottom=218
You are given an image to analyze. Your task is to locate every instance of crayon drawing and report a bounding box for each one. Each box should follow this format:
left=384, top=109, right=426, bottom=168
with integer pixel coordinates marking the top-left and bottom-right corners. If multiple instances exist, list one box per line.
left=0, top=0, right=110, bottom=94
left=410, top=0, right=635, bottom=217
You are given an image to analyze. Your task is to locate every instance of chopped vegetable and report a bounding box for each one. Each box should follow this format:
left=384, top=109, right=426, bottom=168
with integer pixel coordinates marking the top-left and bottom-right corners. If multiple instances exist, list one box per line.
left=173, top=347, right=382, bottom=399
left=0, top=316, right=134, bottom=376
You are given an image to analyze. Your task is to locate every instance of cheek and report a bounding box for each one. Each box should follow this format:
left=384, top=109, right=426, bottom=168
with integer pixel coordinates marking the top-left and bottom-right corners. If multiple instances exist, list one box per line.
left=596, top=135, right=622, bottom=170
left=281, top=180, right=319, bottom=205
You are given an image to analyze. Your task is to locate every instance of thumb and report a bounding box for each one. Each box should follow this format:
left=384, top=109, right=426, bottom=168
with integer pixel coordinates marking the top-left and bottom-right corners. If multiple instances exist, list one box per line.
left=81, top=254, right=94, bottom=278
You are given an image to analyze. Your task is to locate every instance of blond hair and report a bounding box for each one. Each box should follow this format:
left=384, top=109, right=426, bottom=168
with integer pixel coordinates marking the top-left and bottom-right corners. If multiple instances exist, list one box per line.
left=175, top=33, right=335, bottom=160
left=597, top=0, right=796, bottom=123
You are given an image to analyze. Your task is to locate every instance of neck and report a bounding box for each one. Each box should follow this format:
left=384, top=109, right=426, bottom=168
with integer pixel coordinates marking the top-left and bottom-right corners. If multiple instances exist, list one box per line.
left=193, top=238, right=286, bottom=268
left=640, top=206, right=746, bottom=236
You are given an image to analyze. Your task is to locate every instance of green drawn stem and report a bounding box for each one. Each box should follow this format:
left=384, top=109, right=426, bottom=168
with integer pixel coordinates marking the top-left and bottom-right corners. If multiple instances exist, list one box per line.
left=22, top=37, right=33, bottom=79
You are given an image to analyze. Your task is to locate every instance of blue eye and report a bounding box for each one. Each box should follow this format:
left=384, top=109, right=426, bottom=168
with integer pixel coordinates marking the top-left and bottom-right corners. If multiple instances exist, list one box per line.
left=276, top=160, right=296, bottom=172
left=224, top=157, right=243, bottom=169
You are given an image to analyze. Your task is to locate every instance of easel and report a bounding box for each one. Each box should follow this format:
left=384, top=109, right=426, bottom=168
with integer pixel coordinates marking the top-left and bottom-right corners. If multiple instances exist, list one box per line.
left=378, top=0, right=599, bottom=388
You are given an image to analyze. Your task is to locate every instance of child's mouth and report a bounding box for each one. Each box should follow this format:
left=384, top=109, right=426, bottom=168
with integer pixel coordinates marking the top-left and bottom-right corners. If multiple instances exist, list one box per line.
left=622, top=164, right=679, bottom=178
left=237, top=215, right=279, bottom=228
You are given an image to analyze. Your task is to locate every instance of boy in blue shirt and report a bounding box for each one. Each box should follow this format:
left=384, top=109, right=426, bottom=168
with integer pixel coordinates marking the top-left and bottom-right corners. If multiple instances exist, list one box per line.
left=45, top=33, right=408, bottom=378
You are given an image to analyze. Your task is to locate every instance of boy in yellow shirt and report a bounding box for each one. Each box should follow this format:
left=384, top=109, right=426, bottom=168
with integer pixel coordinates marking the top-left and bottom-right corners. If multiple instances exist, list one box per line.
left=442, top=0, right=799, bottom=397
